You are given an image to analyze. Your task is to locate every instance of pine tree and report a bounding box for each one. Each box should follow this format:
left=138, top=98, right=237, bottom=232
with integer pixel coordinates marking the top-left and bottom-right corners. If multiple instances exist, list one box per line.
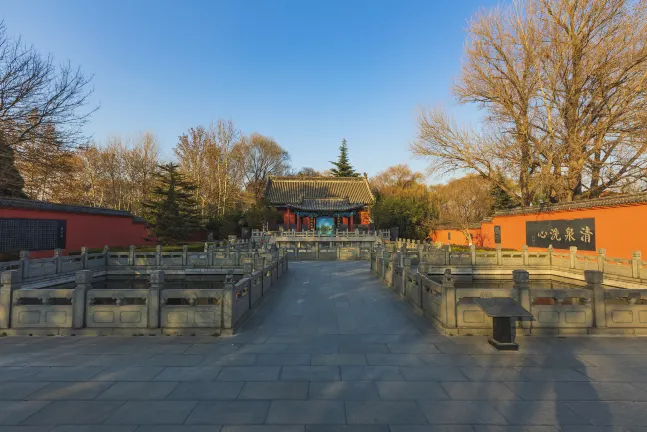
left=490, top=182, right=519, bottom=211
left=143, top=163, right=201, bottom=244
left=329, top=139, right=359, bottom=177
left=0, top=131, right=28, bottom=198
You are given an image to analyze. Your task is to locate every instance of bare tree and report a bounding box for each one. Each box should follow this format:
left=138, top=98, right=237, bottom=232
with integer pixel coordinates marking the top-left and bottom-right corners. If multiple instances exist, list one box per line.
left=0, top=22, right=95, bottom=197
left=242, top=133, right=290, bottom=202
left=296, top=167, right=321, bottom=177
left=433, top=175, right=493, bottom=245
left=412, top=0, right=647, bottom=204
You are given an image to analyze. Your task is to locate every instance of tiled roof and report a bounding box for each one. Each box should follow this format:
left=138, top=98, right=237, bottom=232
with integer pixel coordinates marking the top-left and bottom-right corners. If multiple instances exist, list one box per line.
left=493, top=192, right=647, bottom=216
left=265, top=176, right=375, bottom=205
left=0, top=197, right=135, bottom=217
left=288, top=198, right=366, bottom=212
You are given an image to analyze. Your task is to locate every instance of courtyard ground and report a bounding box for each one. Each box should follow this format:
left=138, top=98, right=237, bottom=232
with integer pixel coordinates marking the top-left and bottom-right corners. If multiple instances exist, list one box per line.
left=1, top=261, right=647, bottom=431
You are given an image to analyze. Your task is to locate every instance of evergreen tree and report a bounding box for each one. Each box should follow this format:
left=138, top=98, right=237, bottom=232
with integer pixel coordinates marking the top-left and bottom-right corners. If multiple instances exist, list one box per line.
left=0, top=131, right=28, bottom=198
left=329, top=139, right=359, bottom=177
left=490, top=176, right=519, bottom=211
left=144, top=163, right=201, bottom=243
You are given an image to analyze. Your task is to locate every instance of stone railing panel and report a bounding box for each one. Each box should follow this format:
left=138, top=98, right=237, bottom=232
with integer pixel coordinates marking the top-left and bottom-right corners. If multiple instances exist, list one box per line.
left=530, top=288, right=593, bottom=329
left=161, top=253, right=184, bottom=266
left=420, top=275, right=443, bottom=321
left=232, top=278, right=251, bottom=326
left=574, top=255, right=599, bottom=271
left=86, top=253, right=106, bottom=270
left=86, top=289, right=149, bottom=328
left=528, top=252, right=550, bottom=267
left=60, top=255, right=84, bottom=273
left=474, top=252, right=497, bottom=266
left=187, top=253, right=209, bottom=267
left=603, top=289, right=647, bottom=328
left=11, top=288, right=74, bottom=328
left=107, top=252, right=130, bottom=266
left=603, top=258, right=633, bottom=278
left=250, top=271, right=263, bottom=307
left=450, top=252, right=471, bottom=266
left=552, top=252, right=571, bottom=269
left=134, top=253, right=156, bottom=267
left=26, top=257, right=58, bottom=279
left=501, top=252, right=523, bottom=267
left=160, top=289, right=223, bottom=328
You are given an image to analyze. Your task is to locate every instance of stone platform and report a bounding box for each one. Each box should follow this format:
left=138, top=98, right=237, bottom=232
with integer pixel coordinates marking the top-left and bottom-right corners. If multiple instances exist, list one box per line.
left=1, top=261, right=647, bottom=431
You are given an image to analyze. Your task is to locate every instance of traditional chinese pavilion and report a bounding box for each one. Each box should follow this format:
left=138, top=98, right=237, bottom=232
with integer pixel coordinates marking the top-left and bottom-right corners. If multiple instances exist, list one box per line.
left=264, top=176, right=375, bottom=233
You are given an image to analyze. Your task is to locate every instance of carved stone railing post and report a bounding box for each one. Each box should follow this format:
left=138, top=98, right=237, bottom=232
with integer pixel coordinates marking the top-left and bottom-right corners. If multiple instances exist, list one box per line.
left=128, top=246, right=136, bottom=266
left=155, top=245, right=163, bottom=266
left=222, top=270, right=235, bottom=330
left=20, top=251, right=30, bottom=280
left=182, top=245, right=189, bottom=266
left=470, top=244, right=476, bottom=266
left=569, top=246, right=578, bottom=269
left=0, top=270, right=20, bottom=328
left=103, top=245, right=110, bottom=267
left=632, top=251, right=642, bottom=279
left=80, top=247, right=89, bottom=269
left=441, top=269, right=456, bottom=329
left=243, top=263, right=253, bottom=277
left=597, top=248, right=606, bottom=272
left=315, top=241, right=320, bottom=259
left=208, top=244, right=215, bottom=266
left=234, top=244, right=241, bottom=267
left=148, top=270, right=164, bottom=329
left=417, top=243, right=424, bottom=264
left=444, top=246, right=450, bottom=266
left=522, top=245, right=529, bottom=266
left=548, top=245, right=554, bottom=266
left=513, top=269, right=530, bottom=331
left=73, top=270, right=93, bottom=329
left=54, top=248, right=63, bottom=273
left=587, top=270, right=606, bottom=329
left=496, top=245, right=502, bottom=266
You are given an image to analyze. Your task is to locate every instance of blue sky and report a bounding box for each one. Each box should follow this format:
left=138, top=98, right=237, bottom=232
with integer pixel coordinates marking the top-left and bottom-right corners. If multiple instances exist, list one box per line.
left=2, top=0, right=497, bottom=181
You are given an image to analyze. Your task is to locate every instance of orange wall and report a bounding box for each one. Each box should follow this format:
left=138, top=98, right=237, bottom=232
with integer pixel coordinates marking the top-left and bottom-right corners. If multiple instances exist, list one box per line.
left=482, top=204, right=646, bottom=257
left=0, top=208, right=153, bottom=258
left=431, top=203, right=646, bottom=258
left=431, top=228, right=485, bottom=247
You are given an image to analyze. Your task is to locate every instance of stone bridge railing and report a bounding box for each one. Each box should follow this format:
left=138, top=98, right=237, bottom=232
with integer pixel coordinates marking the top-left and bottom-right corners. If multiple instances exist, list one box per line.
left=387, top=240, right=645, bottom=288
left=371, top=248, right=647, bottom=336
left=0, top=246, right=288, bottom=336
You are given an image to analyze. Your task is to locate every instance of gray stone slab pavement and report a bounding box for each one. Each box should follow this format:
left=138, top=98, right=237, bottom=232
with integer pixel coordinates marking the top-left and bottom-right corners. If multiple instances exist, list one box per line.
left=0, top=261, right=647, bottom=430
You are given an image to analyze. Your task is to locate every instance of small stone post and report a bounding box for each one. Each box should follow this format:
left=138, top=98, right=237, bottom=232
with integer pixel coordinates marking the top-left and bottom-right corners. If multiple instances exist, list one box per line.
left=148, top=270, right=164, bottom=329
left=587, top=270, right=606, bottom=329
left=54, top=248, right=63, bottom=273
left=417, top=243, right=425, bottom=265
left=73, top=270, right=93, bottom=329
left=182, top=245, right=189, bottom=266
left=208, top=244, right=215, bottom=266
left=444, top=246, right=450, bottom=266
left=632, top=251, right=642, bottom=279
left=315, top=241, right=320, bottom=259
left=234, top=244, right=241, bottom=267
left=0, top=270, right=20, bottom=328
left=597, top=248, right=606, bottom=272
left=495, top=244, right=502, bottom=266
left=513, top=269, right=531, bottom=331
left=221, top=271, right=235, bottom=330
left=522, top=245, right=529, bottom=266
left=569, top=246, right=578, bottom=269
left=548, top=245, right=554, bottom=266
left=381, top=250, right=388, bottom=280
left=155, top=245, right=163, bottom=266
left=80, top=247, right=89, bottom=269
left=470, top=244, right=476, bottom=266
left=103, top=245, right=110, bottom=267
left=441, top=269, right=456, bottom=329
left=243, top=263, right=253, bottom=277
left=128, top=246, right=136, bottom=266
left=19, top=251, right=30, bottom=280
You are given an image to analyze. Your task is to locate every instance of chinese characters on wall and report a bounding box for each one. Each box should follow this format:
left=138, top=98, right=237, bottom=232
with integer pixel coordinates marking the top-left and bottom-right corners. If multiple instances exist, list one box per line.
left=0, top=218, right=66, bottom=252
left=526, top=218, right=595, bottom=251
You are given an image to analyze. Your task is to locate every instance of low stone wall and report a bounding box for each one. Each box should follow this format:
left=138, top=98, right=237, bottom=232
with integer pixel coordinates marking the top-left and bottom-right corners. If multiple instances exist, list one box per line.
left=372, top=248, right=647, bottom=336
left=0, top=249, right=289, bottom=336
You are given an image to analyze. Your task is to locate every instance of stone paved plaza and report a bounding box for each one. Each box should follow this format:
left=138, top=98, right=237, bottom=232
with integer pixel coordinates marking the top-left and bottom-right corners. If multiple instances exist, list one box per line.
left=1, top=261, right=647, bottom=431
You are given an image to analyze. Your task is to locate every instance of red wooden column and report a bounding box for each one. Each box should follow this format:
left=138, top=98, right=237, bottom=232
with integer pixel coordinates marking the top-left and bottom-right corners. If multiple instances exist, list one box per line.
left=296, top=214, right=301, bottom=232
left=285, top=207, right=290, bottom=230
left=349, top=214, right=354, bottom=232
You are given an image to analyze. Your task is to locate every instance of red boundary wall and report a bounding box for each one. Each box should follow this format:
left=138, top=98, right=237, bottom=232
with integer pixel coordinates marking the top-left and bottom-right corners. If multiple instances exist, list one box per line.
left=431, top=193, right=647, bottom=258
left=1, top=198, right=153, bottom=258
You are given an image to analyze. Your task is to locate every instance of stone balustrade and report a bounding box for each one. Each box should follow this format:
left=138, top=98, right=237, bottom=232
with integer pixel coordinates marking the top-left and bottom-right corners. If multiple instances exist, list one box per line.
left=0, top=246, right=289, bottom=336
left=372, top=248, right=647, bottom=336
